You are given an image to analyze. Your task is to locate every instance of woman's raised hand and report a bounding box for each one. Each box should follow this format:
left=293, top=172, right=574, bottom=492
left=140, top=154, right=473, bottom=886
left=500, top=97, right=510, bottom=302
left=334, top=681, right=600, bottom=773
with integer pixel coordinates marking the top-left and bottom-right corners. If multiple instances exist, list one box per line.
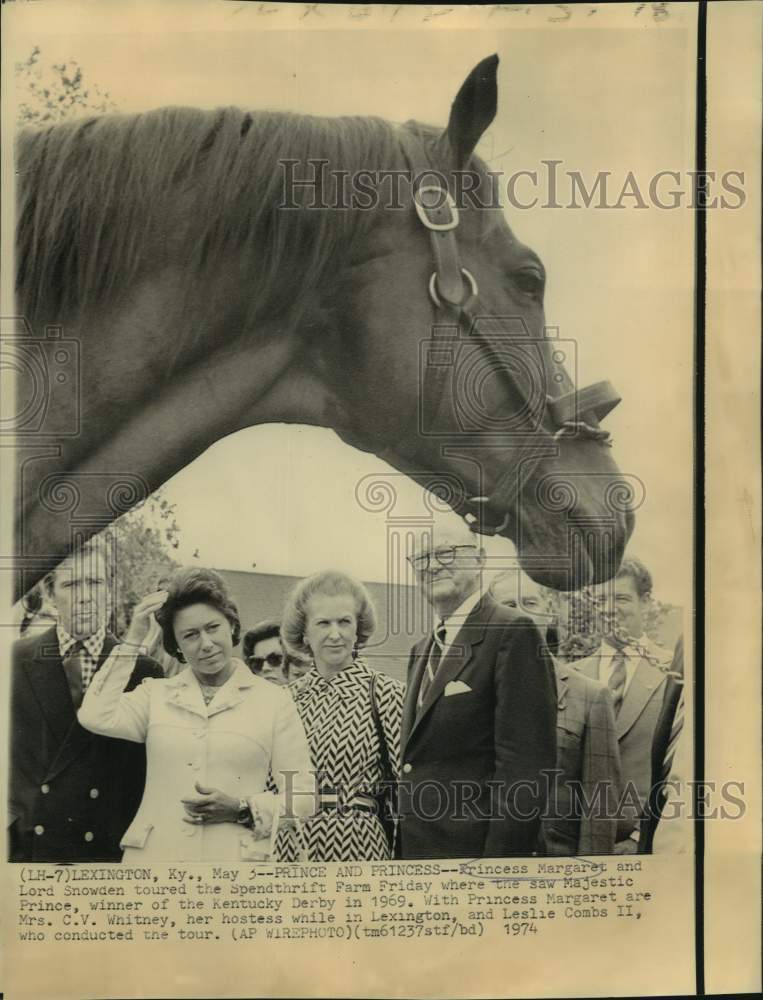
left=123, top=590, right=169, bottom=649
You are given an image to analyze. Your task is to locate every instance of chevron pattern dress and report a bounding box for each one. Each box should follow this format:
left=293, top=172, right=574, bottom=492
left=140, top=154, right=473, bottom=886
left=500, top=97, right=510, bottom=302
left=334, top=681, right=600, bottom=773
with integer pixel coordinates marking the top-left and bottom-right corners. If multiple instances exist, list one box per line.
left=276, top=657, right=403, bottom=862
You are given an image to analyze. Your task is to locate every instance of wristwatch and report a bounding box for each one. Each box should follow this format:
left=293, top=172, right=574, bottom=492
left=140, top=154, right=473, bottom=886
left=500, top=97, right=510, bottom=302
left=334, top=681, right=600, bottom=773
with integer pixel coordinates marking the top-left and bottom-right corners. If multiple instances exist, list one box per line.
left=236, top=798, right=254, bottom=828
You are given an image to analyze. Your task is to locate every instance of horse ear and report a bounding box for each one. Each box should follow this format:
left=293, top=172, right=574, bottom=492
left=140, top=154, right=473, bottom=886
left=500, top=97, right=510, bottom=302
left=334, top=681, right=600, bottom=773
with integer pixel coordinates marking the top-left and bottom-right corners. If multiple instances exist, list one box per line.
left=439, top=54, right=499, bottom=169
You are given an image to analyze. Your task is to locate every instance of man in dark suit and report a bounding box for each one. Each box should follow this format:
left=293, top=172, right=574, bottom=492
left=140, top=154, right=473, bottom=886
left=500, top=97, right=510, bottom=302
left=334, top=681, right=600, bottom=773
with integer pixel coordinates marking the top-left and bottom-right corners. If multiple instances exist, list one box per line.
left=8, top=537, right=163, bottom=863
left=490, top=571, right=622, bottom=856
left=398, top=521, right=557, bottom=860
left=573, top=556, right=672, bottom=853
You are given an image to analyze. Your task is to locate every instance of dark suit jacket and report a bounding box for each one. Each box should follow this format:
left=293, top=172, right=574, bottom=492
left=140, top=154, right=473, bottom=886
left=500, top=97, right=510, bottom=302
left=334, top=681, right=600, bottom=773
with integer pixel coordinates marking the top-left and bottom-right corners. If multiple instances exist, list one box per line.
left=8, top=626, right=163, bottom=863
left=398, top=594, right=557, bottom=860
left=541, top=661, right=622, bottom=856
left=574, top=642, right=667, bottom=842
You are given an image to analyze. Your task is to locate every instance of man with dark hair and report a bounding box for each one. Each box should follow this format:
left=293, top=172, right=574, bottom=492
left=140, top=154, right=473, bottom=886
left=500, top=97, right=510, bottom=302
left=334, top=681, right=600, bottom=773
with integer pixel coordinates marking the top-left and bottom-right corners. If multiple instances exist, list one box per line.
left=8, top=537, right=164, bottom=862
left=242, top=620, right=309, bottom=686
left=573, top=555, right=672, bottom=854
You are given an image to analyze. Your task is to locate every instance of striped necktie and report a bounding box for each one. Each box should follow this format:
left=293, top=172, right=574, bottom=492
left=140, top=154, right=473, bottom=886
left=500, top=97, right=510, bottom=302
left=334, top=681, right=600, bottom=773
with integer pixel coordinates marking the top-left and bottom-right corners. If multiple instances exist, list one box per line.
left=661, top=686, right=685, bottom=784
left=607, top=650, right=628, bottom=716
left=417, top=621, right=446, bottom=713
left=62, top=642, right=85, bottom=709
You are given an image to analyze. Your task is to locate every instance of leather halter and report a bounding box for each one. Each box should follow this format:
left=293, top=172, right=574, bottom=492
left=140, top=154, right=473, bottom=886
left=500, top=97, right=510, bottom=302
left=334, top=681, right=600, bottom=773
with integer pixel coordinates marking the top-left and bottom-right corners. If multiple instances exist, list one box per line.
left=412, top=183, right=622, bottom=535
left=414, top=184, right=621, bottom=434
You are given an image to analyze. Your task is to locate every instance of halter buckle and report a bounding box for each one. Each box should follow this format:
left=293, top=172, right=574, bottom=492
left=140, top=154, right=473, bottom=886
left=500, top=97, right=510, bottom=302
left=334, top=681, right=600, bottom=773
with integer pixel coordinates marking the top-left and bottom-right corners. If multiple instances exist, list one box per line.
left=414, top=186, right=459, bottom=232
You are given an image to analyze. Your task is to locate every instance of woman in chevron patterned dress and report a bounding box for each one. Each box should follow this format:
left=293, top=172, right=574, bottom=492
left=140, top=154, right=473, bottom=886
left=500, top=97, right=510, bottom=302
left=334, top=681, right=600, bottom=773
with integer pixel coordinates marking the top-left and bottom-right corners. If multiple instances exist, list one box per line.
left=279, top=570, right=404, bottom=862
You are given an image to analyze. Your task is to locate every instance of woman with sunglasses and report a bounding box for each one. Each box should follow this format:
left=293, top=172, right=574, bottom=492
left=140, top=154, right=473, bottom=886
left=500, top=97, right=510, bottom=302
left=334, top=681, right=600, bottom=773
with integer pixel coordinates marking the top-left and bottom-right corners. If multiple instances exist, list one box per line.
left=278, top=570, right=404, bottom=861
left=242, top=620, right=309, bottom=686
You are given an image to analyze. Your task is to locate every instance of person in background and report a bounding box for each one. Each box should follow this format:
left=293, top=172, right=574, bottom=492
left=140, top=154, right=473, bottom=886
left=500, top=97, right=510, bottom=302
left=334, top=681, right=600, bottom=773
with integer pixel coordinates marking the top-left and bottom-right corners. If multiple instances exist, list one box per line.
left=9, top=536, right=163, bottom=863
left=399, top=519, right=557, bottom=860
left=242, top=619, right=310, bottom=686
left=574, top=556, right=671, bottom=853
left=280, top=570, right=403, bottom=861
left=490, top=569, right=622, bottom=856
left=78, top=566, right=316, bottom=862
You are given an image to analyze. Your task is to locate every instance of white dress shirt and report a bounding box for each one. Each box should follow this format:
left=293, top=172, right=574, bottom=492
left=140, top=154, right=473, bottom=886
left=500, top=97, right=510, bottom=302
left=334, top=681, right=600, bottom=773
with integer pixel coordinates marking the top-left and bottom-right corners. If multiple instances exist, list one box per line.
left=436, top=587, right=486, bottom=659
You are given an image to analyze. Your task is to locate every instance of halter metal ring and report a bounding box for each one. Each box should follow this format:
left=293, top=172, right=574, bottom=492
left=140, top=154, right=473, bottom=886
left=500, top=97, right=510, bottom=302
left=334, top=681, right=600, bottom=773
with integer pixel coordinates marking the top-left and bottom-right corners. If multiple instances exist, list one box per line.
left=428, top=268, right=478, bottom=309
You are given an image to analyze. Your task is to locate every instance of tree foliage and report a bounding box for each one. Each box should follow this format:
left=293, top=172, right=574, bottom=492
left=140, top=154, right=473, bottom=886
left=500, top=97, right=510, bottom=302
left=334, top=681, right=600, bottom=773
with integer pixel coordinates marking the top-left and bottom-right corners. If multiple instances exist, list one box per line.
left=105, top=494, right=181, bottom=635
left=15, top=46, right=117, bottom=128
left=550, top=586, right=676, bottom=662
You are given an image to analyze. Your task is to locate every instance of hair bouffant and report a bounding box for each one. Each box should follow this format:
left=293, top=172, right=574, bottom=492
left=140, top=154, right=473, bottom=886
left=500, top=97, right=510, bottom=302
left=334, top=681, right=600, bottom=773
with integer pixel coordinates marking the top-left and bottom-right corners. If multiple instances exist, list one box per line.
left=155, top=566, right=241, bottom=662
left=241, top=619, right=281, bottom=664
left=281, top=570, right=377, bottom=660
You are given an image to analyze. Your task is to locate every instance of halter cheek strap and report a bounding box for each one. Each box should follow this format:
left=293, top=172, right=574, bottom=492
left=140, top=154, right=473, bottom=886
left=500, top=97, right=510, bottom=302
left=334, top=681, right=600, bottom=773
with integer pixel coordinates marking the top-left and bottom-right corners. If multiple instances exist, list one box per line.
left=406, top=181, right=623, bottom=536
left=414, top=186, right=478, bottom=309
left=412, top=182, right=621, bottom=440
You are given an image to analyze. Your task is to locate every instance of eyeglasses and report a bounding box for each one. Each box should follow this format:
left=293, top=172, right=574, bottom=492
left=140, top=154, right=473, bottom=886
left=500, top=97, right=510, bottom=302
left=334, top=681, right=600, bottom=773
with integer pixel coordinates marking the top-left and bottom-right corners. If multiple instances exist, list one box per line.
left=249, top=652, right=286, bottom=672
left=407, top=544, right=478, bottom=573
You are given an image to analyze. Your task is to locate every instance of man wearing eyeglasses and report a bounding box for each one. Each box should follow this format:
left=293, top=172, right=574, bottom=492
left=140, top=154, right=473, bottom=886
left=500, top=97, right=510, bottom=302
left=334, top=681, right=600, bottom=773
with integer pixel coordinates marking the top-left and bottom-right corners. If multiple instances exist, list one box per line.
left=242, top=620, right=309, bottom=686
left=398, top=519, right=557, bottom=860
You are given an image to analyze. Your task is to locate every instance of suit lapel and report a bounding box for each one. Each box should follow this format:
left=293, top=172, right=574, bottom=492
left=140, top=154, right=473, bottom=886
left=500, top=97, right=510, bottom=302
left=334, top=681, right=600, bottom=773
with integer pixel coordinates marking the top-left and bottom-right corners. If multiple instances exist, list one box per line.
left=616, top=656, right=665, bottom=740
left=46, top=632, right=120, bottom=781
left=573, top=654, right=601, bottom=683
left=554, top=661, right=570, bottom=712
left=401, top=638, right=429, bottom=751
left=407, top=596, right=491, bottom=742
left=23, top=627, right=76, bottom=745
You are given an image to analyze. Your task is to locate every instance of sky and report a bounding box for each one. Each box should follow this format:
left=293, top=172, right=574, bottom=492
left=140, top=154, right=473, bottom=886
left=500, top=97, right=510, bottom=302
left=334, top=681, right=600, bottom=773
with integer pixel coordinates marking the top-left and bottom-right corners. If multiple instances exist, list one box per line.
left=5, top=1, right=698, bottom=606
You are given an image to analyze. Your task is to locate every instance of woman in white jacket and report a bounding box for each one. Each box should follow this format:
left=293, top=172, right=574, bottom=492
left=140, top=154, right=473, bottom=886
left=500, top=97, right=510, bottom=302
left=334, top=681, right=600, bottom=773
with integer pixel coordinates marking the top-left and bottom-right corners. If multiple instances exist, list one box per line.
left=78, top=567, right=316, bottom=863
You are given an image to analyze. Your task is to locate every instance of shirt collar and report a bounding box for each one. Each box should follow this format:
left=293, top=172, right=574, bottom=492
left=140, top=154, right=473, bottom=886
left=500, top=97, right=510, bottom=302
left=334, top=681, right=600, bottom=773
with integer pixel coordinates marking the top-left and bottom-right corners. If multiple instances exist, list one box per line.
left=57, top=623, right=106, bottom=662
left=169, top=658, right=256, bottom=690
left=296, top=657, right=370, bottom=698
left=439, top=587, right=485, bottom=636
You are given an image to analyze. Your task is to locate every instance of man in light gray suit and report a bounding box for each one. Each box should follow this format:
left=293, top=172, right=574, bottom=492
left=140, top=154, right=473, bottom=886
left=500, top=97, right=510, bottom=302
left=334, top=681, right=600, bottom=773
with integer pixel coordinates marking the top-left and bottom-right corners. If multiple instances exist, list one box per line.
left=491, top=571, right=622, bottom=856
left=573, top=557, right=671, bottom=854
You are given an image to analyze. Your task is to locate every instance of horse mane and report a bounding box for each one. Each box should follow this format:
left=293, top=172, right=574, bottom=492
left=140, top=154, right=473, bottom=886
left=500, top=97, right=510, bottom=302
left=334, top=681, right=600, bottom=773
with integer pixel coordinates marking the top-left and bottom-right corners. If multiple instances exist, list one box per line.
left=15, top=106, right=442, bottom=339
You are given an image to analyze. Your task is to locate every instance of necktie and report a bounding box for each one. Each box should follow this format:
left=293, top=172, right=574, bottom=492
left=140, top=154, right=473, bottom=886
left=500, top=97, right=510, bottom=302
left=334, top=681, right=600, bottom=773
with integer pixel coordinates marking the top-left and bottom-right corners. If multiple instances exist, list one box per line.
left=417, top=622, right=445, bottom=713
left=607, top=650, right=628, bottom=716
left=63, top=642, right=85, bottom=709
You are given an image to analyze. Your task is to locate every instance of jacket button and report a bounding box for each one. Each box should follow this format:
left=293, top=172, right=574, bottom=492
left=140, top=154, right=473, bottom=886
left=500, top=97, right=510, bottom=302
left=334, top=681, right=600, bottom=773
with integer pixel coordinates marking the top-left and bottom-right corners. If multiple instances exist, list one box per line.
left=402, top=763, right=412, bottom=774
left=89, top=788, right=99, bottom=799
left=40, top=784, right=50, bottom=794
left=84, top=832, right=94, bottom=842
left=34, top=825, right=44, bottom=836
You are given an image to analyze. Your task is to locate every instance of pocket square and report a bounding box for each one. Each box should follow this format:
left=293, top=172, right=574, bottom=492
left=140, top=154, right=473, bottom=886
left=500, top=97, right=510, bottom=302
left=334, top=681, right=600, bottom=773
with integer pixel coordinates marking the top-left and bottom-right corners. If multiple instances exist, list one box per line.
left=444, top=680, right=472, bottom=697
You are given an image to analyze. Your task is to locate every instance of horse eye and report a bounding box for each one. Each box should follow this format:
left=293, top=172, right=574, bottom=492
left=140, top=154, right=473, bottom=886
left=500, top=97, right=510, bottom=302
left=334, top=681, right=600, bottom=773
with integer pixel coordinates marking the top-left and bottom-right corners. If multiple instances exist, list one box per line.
left=513, top=268, right=545, bottom=299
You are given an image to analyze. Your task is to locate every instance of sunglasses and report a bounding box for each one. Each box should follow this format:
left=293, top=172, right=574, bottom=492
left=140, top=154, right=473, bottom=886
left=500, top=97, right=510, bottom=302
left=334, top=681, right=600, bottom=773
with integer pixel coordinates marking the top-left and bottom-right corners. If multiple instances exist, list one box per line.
left=249, top=652, right=286, bottom=671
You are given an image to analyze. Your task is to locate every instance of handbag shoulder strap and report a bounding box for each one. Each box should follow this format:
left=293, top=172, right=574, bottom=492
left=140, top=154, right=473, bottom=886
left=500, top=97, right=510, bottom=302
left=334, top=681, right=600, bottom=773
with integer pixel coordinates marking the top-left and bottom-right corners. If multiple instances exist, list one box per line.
left=369, top=673, right=393, bottom=783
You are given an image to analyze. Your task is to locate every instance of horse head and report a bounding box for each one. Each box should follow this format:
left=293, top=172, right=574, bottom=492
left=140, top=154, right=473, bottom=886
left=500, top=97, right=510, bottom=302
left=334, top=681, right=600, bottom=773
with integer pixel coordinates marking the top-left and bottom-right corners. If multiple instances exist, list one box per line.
left=314, top=55, right=633, bottom=589
left=13, top=55, right=632, bottom=599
